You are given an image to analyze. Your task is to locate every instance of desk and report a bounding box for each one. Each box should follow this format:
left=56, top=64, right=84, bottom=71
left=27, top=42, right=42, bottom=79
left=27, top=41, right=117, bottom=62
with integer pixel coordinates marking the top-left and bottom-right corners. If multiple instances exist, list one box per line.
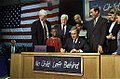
left=101, top=55, right=120, bottom=79
left=10, top=52, right=100, bottom=79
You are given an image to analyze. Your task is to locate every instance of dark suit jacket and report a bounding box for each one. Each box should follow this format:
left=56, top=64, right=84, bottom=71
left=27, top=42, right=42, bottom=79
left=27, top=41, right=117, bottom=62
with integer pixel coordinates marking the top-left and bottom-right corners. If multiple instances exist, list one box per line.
left=105, top=21, right=120, bottom=54
left=87, top=16, right=107, bottom=52
left=31, top=19, right=51, bottom=47
left=6, top=45, right=22, bottom=59
left=54, top=24, right=72, bottom=47
left=63, top=37, right=90, bottom=52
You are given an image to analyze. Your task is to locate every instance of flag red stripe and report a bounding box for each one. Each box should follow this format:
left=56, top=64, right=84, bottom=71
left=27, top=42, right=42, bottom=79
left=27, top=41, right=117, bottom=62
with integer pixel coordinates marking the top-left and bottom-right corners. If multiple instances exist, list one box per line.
left=20, top=24, right=31, bottom=28
left=21, top=12, right=59, bottom=21
left=21, top=5, right=59, bottom=14
left=1, top=32, right=31, bottom=35
left=20, top=21, right=58, bottom=28
left=50, top=21, right=59, bottom=25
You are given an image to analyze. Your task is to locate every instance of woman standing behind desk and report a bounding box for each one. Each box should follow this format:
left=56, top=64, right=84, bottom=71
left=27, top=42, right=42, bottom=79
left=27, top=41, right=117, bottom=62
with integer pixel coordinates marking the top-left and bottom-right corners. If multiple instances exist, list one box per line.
left=113, top=10, right=120, bottom=55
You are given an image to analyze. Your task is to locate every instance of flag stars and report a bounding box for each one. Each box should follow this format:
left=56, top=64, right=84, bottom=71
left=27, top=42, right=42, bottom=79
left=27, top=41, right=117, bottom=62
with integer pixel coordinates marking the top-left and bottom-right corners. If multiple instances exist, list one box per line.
left=0, top=4, right=21, bottom=28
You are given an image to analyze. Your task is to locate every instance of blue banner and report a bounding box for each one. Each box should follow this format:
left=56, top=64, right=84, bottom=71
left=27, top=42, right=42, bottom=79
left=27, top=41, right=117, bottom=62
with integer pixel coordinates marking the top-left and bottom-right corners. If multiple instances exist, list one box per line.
left=34, top=56, right=83, bottom=75
left=89, top=0, right=120, bottom=16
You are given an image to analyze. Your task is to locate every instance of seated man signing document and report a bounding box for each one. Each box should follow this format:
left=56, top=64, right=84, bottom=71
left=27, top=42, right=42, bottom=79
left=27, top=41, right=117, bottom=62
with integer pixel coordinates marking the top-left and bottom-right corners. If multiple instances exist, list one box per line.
left=60, top=26, right=90, bottom=53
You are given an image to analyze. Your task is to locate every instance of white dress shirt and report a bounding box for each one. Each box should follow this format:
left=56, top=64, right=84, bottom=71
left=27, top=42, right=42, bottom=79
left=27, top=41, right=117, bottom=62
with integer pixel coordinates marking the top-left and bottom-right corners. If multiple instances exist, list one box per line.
left=61, top=24, right=67, bottom=35
left=109, top=22, right=116, bottom=33
left=11, top=46, right=15, bottom=53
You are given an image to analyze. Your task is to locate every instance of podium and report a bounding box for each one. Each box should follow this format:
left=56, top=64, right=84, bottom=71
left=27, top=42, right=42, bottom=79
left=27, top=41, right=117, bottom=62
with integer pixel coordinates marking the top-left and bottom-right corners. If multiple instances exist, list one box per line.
left=10, top=52, right=100, bottom=79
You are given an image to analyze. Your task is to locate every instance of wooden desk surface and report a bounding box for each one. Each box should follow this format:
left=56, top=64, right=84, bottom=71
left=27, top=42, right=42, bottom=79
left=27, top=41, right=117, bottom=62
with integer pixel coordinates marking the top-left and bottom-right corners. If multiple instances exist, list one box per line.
left=21, top=52, right=100, bottom=56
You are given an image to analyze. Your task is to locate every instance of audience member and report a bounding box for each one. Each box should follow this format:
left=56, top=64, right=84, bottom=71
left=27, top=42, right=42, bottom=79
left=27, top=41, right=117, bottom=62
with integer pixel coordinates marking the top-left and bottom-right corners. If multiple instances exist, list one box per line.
left=6, top=40, right=21, bottom=77
left=11, top=40, right=16, bottom=53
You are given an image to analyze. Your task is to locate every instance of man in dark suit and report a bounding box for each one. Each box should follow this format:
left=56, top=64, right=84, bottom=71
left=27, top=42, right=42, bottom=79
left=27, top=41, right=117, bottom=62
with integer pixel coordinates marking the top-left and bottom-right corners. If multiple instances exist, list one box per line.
left=6, top=40, right=22, bottom=77
left=60, top=26, right=89, bottom=53
left=31, top=9, right=51, bottom=50
left=54, top=14, right=72, bottom=47
left=87, top=6, right=107, bottom=53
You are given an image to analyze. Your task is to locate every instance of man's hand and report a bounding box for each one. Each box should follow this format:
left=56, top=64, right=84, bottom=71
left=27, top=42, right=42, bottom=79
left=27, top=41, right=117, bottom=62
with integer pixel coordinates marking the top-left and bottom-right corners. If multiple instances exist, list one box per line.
left=112, top=52, right=117, bottom=55
left=106, top=33, right=113, bottom=39
left=106, top=33, right=115, bottom=40
left=60, top=48, right=65, bottom=53
left=70, top=49, right=77, bottom=53
left=70, top=49, right=83, bottom=53
left=98, top=45, right=103, bottom=53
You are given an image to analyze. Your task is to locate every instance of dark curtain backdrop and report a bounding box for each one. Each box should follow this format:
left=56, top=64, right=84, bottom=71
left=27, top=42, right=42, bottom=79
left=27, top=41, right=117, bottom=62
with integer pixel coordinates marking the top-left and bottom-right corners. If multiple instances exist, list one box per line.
left=59, top=0, right=83, bottom=26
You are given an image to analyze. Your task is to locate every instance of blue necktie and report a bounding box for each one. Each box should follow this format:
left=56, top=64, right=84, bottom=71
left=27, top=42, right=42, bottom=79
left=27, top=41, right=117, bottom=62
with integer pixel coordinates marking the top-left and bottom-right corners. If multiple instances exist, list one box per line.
left=72, top=40, right=75, bottom=49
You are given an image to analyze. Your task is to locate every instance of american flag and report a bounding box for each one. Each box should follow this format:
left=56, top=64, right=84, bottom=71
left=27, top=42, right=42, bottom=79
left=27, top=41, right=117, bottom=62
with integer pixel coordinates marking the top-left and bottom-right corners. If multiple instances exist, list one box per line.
left=0, top=0, right=59, bottom=50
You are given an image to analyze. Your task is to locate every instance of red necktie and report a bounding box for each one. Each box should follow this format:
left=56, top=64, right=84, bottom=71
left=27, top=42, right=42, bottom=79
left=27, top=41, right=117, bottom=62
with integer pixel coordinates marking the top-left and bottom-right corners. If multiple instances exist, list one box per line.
left=43, top=21, right=47, bottom=40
